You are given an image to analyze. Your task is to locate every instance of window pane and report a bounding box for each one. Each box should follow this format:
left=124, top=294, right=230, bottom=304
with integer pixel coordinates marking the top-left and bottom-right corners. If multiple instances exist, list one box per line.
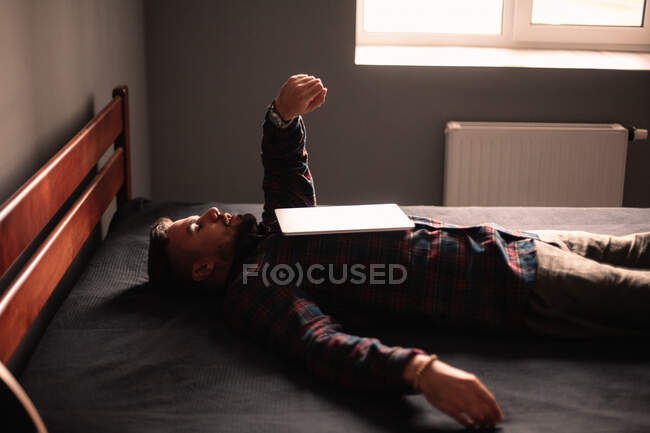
left=531, top=0, right=646, bottom=27
left=364, top=0, right=504, bottom=35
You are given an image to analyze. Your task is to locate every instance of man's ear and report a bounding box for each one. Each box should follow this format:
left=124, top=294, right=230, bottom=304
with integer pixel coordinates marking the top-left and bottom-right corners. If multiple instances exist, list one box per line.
left=191, top=257, right=217, bottom=282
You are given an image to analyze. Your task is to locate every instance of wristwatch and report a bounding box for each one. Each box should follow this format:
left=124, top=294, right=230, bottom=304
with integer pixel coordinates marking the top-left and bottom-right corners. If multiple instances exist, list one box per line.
left=267, top=100, right=293, bottom=129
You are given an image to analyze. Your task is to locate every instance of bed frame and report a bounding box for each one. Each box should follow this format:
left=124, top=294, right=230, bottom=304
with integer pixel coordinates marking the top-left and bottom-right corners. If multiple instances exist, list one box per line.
left=0, top=86, right=132, bottom=364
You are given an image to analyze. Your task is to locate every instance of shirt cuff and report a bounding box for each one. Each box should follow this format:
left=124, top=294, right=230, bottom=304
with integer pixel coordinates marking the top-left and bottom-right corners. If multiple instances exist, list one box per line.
left=262, top=116, right=305, bottom=157
left=390, top=347, right=428, bottom=394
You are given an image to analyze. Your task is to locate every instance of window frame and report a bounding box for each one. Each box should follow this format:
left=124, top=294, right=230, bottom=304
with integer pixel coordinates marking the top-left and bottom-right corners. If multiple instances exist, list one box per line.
left=356, top=0, right=650, bottom=52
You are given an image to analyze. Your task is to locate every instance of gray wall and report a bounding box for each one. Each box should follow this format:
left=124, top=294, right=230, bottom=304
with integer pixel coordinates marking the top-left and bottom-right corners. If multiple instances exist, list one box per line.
left=0, top=0, right=150, bottom=205
left=145, top=1, right=648, bottom=207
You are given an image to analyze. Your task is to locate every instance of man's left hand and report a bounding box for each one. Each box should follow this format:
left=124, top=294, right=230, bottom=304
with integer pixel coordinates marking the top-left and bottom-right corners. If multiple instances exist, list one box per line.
left=274, top=74, right=327, bottom=122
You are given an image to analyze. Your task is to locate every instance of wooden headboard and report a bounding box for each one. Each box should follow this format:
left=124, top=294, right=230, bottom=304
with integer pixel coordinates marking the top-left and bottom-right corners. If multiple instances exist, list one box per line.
left=0, top=86, right=132, bottom=364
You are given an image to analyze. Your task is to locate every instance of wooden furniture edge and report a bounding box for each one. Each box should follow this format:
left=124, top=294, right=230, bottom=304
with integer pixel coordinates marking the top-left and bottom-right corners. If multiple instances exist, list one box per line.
left=0, top=361, right=48, bottom=432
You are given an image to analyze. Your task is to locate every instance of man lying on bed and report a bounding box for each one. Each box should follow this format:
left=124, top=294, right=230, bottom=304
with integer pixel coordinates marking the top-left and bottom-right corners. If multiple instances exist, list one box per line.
left=147, top=74, right=650, bottom=430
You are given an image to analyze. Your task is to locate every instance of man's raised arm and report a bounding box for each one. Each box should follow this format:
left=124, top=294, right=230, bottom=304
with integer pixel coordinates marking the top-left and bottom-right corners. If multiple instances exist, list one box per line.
left=261, top=74, right=327, bottom=230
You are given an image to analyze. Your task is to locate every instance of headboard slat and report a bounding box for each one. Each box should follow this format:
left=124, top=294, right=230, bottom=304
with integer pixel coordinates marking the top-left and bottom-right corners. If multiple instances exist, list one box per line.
left=0, top=148, right=125, bottom=363
left=0, top=96, right=124, bottom=278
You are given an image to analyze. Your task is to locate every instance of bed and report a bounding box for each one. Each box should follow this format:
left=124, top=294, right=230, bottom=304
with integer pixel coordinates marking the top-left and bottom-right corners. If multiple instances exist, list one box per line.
left=1, top=87, right=649, bottom=433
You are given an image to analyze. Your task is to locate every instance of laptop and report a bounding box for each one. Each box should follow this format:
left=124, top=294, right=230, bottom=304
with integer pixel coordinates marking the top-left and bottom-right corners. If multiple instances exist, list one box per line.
left=275, top=203, right=415, bottom=236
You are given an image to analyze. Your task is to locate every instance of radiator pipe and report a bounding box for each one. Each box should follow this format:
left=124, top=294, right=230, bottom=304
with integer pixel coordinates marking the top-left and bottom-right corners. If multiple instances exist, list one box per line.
left=626, top=126, right=648, bottom=142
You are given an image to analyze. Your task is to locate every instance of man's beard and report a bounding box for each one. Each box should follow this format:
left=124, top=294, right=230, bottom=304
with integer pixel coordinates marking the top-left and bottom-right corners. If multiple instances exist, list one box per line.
left=232, top=213, right=259, bottom=259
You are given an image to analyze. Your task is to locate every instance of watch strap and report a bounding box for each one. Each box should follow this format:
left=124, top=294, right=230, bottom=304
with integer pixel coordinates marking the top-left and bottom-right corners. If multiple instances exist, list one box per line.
left=267, top=100, right=292, bottom=129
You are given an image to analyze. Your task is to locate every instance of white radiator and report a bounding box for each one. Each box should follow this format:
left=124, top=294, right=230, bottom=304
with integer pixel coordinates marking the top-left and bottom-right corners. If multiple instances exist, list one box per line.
left=443, top=121, right=629, bottom=207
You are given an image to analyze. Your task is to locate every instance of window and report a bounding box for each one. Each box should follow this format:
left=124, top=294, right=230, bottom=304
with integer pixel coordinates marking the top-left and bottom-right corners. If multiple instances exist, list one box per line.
left=514, top=0, right=650, bottom=46
left=356, top=0, right=650, bottom=52
left=363, top=0, right=504, bottom=35
left=531, top=0, right=645, bottom=26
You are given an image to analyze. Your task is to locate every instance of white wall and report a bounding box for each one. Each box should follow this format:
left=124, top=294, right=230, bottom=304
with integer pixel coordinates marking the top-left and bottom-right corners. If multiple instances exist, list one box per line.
left=0, top=0, right=150, bottom=204
left=145, top=0, right=650, bottom=207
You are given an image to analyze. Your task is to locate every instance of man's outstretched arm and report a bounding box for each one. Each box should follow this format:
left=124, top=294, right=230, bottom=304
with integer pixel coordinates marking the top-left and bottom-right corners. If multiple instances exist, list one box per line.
left=261, top=74, right=327, bottom=230
left=225, top=278, right=499, bottom=428
left=222, top=280, right=426, bottom=393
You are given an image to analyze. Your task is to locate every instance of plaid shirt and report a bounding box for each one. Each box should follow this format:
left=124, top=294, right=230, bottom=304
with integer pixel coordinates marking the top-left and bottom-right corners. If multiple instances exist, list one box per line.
left=221, top=115, right=537, bottom=394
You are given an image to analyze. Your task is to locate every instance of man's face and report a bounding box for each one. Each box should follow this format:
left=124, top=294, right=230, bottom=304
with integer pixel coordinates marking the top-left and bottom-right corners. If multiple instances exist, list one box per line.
left=167, top=207, right=254, bottom=276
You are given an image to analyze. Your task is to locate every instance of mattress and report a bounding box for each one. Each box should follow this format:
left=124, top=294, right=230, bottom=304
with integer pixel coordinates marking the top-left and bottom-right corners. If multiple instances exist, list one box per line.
left=19, top=200, right=650, bottom=432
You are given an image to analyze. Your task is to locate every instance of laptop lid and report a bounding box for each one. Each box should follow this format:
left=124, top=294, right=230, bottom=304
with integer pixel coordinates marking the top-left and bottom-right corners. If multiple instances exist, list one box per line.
left=275, top=203, right=414, bottom=236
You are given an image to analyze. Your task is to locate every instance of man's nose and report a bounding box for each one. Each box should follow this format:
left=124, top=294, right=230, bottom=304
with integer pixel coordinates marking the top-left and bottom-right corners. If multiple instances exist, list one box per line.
left=198, top=207, right=220, bottom=224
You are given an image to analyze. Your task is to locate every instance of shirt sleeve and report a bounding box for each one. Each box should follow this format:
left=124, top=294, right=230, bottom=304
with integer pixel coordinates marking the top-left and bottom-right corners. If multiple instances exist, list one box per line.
left=261, top=114, right=316, bottom=231
left=221, top=279, right=426, bottom=394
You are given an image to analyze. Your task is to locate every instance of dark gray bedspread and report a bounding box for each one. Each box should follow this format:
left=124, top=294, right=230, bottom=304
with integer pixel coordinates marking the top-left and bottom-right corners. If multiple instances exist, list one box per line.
left=19, top=201, right=650, bottom=433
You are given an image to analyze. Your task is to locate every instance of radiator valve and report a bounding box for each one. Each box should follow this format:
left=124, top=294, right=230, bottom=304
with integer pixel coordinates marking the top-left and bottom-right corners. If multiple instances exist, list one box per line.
left=628, top=127, right=648, bottom=142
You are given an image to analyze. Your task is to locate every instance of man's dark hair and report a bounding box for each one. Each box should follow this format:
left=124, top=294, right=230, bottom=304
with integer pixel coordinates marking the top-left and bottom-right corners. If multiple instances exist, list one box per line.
left=147, top=217, right=225, bottom=295
left=147, top=217, right=178, bottom=292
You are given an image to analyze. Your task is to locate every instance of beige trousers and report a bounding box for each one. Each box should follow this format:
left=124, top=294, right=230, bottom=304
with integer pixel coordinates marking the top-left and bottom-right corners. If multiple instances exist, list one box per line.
left=525, top=230, right=650, bottom=338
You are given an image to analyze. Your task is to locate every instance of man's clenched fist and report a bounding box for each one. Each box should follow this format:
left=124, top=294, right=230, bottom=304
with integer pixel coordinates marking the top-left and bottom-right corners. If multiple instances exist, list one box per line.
left=274, top=74, right=327, bottom=122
